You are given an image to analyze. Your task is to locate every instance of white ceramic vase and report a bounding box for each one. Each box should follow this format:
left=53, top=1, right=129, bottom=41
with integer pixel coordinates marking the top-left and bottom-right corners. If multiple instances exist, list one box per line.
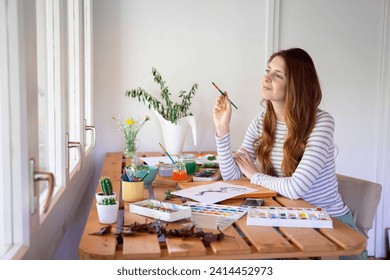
left=152, top=109, right=197, bottom=155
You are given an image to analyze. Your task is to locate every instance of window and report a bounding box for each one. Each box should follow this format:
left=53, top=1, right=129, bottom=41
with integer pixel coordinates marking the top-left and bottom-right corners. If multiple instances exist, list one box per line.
left=36, top=0, right=52, bottom=198
left=0, top=0, right=30, bottom=259
left=0, top=1, right=12, bottom=256
left=36, top=0, right=67, bottom=216
left=68, top=0, right=88, bottom=176
left=1, top=0, right=94, bottom=260
left=84, top=0, right=94, bottom=153
left=67, top=0, right=94, bottom=175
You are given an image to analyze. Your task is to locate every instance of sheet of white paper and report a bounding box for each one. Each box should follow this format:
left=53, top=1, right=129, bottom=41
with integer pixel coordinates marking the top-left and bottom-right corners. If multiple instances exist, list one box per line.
left=172, top=181, right=257, bottom=204
left=140, top=156, right=178, bottom=166
left=195, top=154, right=219, bottom=164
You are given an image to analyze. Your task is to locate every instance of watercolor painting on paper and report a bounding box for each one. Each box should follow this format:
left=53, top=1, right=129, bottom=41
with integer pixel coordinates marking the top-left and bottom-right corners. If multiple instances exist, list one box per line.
left=172, top=181, right=257, bottom=204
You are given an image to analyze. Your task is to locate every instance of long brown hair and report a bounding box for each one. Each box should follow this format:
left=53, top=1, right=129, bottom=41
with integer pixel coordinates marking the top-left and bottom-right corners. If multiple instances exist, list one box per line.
left=256, top=48, right=322, bottom=176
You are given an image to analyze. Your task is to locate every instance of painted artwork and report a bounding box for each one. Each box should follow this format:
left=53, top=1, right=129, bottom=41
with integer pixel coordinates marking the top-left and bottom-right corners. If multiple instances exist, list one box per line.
left=172, top=181, right=257, bottom=204
left=182, top=201, right=248, bottom=230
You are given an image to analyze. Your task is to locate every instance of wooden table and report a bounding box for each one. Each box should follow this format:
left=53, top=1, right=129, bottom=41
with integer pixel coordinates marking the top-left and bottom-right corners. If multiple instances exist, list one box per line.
left=78, top=152, right=366, bottom=260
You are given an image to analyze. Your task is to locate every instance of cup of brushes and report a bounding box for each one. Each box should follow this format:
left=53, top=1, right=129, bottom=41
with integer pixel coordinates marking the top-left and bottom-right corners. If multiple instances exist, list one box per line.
left=122, top=163, right=157, bottom=202
left=121, top=179, right=144, bottom=202
left=124, top=161, right=158, bottom=187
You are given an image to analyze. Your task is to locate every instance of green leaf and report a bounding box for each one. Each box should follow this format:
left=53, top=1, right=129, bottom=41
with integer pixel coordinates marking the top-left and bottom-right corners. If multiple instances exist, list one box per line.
left=125, top=68, right=198, bottom=124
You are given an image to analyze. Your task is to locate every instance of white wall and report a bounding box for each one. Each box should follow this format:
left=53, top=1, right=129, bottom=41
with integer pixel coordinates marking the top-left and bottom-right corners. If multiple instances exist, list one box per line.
left=276, top=0, right=389, bottom=257
left=93, top=0, right=267, bottom=155
left=279, top=0, right=384, bottom=181
left=93, top=0, right=389, bottom=257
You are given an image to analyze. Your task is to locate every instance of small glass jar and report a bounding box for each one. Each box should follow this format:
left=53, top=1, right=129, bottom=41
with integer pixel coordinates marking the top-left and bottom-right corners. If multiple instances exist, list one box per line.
left=158, top=163, right=173, bottom=177
left=172, top=162, right=187, bottom=181
left=178, top=153, right=196, bottom=175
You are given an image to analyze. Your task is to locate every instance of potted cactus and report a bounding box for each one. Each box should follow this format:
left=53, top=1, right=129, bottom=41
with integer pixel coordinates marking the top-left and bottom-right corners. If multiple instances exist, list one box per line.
left=96, top=197, right=119, bottom=224
left=96, top=177, right=116, bottom=204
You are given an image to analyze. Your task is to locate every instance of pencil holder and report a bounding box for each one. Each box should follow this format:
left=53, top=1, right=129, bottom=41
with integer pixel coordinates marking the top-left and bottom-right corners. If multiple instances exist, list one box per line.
left=121, top=180, right=144, bottom=202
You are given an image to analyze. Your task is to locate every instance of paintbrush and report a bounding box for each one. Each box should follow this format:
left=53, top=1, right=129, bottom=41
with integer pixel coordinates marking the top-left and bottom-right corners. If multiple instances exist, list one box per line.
left=159, top=142, right=176, bottom=164
left=139, top=170, right=150, bottom=181
left=211, top=82, right=238, bottom=109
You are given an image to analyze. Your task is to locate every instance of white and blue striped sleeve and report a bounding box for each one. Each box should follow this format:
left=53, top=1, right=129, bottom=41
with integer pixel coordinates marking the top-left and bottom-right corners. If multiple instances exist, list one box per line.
left=215, top=113, right=263, bottom=180
left=250, top=111, right=335, bottom=199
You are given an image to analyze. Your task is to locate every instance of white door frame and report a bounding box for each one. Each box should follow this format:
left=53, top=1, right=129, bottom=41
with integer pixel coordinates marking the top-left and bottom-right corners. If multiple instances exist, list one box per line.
left=375, top=0, right=390, bottom=259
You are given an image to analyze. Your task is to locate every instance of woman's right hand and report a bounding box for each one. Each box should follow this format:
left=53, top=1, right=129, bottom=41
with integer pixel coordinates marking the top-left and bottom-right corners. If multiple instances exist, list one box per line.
left=213, top=92, right=232, bottom=137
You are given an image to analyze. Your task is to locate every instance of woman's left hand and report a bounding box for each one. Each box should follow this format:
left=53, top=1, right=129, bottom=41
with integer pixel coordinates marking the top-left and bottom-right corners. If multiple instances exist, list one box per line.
left=233, top=148, right=259, bottom=180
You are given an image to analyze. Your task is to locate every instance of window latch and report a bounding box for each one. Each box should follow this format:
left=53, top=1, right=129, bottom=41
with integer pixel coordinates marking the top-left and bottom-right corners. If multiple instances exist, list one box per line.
left=29, top=159, right=55, bottom=214
left=85, top=125, right=96, bottom=148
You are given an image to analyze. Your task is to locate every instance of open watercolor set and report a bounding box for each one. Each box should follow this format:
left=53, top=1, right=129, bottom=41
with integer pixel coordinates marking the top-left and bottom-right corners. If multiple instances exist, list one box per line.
left=129, top=199, right=192, bottom=222
left=247, top=206, right=333, bottom=228
left=129, top=199, right=333, bottom=229
left=182, top=201, right=248, bottom=230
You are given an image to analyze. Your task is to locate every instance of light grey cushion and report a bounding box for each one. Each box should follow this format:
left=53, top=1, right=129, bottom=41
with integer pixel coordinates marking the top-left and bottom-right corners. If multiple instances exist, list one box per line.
left=337, top=174, right=382, bottom=238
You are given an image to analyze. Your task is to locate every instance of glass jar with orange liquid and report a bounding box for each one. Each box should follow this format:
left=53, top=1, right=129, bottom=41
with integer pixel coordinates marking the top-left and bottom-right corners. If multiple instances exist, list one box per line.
left=172, top=162, right=187, bottom=180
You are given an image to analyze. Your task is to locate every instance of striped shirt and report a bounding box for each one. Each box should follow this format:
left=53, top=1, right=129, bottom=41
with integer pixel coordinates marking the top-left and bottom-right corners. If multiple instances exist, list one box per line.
left=215, top=109, right=349, bottom=217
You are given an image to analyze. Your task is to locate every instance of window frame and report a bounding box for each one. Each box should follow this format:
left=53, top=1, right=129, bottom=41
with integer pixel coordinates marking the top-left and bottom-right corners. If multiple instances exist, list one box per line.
left=36, top=0, right=68, bottom=219
left=0, top=0, right=12, bottom=256
left=1, top=0, right=94, bottom=259
left=67, top=0, right=84, bottom=178
left=83, top=0, right=94, bottom=155
left=0, top=0, right=31, bottom=260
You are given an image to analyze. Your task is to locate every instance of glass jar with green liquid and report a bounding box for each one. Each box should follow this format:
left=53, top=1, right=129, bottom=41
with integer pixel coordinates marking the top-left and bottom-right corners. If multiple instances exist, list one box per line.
left=178, top=153, right=197, bottom=175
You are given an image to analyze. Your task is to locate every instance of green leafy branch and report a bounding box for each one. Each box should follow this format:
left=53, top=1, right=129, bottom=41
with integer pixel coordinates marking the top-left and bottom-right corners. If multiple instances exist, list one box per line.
left=125, top=67, right=198, bottom=124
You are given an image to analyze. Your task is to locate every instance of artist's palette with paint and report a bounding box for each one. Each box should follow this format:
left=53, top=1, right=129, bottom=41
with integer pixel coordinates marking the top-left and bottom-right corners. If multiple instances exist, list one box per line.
left=129, top=199, right=192, bottom=222
left=247, top=206, right=333, bottom=228
left=182, top=202, right=248, bottom=230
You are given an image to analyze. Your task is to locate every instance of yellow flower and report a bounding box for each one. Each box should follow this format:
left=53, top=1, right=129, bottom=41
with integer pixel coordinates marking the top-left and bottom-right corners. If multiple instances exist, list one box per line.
left=126, top=119, right=135, bottom=125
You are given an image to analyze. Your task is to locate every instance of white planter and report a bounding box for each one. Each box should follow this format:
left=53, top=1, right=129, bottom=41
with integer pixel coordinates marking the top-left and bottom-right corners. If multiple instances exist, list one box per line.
left=95, top=192, right=116, bottom=204
left=152, top=109, right=197, bottom=155
left=96, top=202, right=119, bottom=224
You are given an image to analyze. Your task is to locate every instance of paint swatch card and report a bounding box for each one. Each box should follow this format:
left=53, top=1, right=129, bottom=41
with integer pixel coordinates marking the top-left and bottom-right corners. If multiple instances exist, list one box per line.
left=183, top=201, right=248, bottom=230
left=172, top=181, right=257, bottom=204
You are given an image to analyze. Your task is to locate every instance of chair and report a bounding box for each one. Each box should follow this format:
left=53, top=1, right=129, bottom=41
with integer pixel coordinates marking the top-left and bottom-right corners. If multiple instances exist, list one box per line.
left=337, top=174, right=382, bottom=238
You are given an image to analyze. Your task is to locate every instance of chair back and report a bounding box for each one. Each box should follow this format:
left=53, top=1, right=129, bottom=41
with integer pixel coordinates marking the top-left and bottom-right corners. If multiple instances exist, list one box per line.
left=337, top=174, right=382, bottom=238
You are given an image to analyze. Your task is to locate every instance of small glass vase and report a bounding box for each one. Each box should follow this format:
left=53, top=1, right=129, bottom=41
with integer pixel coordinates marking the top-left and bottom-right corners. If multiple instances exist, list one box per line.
left=123, top=136, right=138, bottom=158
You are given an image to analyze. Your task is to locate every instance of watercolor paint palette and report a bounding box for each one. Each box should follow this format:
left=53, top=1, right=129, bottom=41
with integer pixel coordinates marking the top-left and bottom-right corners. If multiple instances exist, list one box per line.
left=129, top=199, right=192, bottom=222
left=247, top=206, right=333, bottom=228
left=182, top=202, right=248, bottom=230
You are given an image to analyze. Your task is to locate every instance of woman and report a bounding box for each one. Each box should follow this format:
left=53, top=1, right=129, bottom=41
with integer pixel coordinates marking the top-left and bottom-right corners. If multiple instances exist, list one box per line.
left=213, top=48, right=366, bottom=259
